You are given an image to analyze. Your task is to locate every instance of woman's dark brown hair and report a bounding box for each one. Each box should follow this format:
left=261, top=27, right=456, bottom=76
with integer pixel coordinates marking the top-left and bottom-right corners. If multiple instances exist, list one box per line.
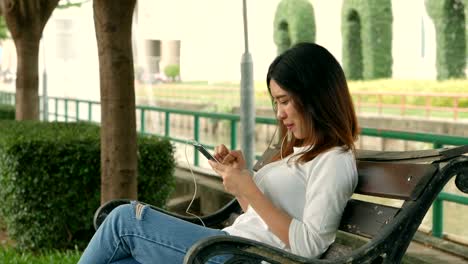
left=266, top=42, right=359, bottom=163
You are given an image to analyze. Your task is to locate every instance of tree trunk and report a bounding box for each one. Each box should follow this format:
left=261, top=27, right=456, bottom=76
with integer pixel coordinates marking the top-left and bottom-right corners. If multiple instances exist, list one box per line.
left=94, top=0, right=138, bottom=204
left=14, top=35, right=40, bottom=119
left=1, top=0, right=59, bottom=120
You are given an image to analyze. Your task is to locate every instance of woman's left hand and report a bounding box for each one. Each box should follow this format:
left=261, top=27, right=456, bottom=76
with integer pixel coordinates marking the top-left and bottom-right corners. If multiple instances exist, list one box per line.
left=208, top=160, right=256, bottom=198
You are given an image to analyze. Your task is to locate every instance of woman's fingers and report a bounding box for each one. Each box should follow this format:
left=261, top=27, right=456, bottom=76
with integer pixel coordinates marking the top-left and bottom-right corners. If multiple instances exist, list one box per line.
left=214, top=144, right=230, bottom=162
left=222, top=150, right=243, bottom=163
left=229, top=150, right=243, bottom=159
left=228, top=150, right=246, bottom=168
left=213, top=153, right=223, bottom=162
left=222, top=154, right=236, bottom=164
left=215, top=144, right=229, bottom=155
left=208, top=160, right=225, bottom=173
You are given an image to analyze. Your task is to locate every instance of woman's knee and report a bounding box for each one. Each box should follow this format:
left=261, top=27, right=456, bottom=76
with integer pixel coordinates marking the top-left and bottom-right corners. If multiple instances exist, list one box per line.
left=108, top=202, right=149, bottom=222
left=106, top=203, right=134, bottom=224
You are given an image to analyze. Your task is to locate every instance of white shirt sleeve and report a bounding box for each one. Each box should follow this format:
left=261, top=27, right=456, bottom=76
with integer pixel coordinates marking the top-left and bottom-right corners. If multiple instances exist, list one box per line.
left=288, top=150, right=357, bottom=258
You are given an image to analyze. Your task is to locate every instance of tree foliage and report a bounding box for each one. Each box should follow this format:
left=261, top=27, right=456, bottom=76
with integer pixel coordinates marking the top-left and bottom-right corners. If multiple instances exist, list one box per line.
left=57, top=0, right=90, bottom=9
left=0, top=16, right=8, bottom=40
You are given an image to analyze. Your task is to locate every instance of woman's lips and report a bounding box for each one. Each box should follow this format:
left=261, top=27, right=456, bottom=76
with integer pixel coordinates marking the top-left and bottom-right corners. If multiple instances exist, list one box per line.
left=285, top=124, right=294, bottom=130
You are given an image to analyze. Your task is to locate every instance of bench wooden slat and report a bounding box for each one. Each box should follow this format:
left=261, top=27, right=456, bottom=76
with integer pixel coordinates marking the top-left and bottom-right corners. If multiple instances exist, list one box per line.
left=356, top=145, right=468, bottom=162
left=356, top=149, right=441, bottom=161
left=356, top=161, right=437, bottom=200
left=339, top=199, right=399, bottom=238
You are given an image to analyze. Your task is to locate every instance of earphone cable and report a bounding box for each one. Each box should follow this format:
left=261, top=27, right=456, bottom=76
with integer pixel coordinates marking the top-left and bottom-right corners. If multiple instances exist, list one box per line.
left=183, top=139, right=206, bottom=227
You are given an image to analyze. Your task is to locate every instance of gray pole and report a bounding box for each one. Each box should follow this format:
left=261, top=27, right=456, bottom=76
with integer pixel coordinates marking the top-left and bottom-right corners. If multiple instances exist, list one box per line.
left=42, top=38, right=48, bottom=121
left=240, top=0, right=255, bottom=170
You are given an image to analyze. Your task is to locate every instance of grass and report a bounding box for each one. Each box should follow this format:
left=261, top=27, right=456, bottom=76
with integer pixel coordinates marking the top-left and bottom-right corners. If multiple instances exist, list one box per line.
left=0, top=218, right=82, bottom=263
left=347, top=79, right=468, bottom=93
left=0, top=246, right=81, bottom=264
left=357, top=106, right=468, bottom=119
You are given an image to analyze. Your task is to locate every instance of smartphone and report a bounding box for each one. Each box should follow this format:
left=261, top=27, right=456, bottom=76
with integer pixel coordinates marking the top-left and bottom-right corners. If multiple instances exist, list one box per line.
left=192, top=142, right=219, bottom=162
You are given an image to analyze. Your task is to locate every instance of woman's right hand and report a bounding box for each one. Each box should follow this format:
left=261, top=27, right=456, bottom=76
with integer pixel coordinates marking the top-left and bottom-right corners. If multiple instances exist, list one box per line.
left=212, top=146, right=249, bottom=212
left=214, top=144, right=230, bottom=164
left=224, top=150, right=246, bottom=170
left=214, top=145, right=246, bottom=169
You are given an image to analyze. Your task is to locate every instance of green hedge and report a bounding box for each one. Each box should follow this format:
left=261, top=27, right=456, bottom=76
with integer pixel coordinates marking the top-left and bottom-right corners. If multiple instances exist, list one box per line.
left=341, top=0, right=393, bottom=80
left=273, top=0, right=316, bottom=55
left=0, top=104, right=15, bottom=120
left=0, top=121, right=175, bottom=251
left=425, top=0, right=467, bottom=80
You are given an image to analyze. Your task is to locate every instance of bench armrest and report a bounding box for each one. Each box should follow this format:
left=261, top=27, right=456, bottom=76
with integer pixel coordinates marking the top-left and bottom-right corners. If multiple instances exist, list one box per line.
left=93, top=198, right=242, bottom=230
left=184, top=235, right=315, bottom=264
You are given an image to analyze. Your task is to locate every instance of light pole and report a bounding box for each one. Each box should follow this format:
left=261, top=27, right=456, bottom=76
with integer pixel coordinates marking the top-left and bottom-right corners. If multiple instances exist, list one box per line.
left=42, top=37, right=48, bottom=121
left=240, top=0, right=255, bottom=170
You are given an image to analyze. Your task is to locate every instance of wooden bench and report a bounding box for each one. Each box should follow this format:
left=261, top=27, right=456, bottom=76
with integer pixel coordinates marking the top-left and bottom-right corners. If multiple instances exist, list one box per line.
left=94, top=145, right=468, bottom=264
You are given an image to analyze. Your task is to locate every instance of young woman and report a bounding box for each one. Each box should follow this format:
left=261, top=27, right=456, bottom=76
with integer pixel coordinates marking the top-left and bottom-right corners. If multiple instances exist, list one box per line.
left=78, top=42, right=359, bottom=264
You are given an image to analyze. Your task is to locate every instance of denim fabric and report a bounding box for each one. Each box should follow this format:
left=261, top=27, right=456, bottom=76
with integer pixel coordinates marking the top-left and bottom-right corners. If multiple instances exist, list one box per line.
left=78, top=201, right=229, bottom=264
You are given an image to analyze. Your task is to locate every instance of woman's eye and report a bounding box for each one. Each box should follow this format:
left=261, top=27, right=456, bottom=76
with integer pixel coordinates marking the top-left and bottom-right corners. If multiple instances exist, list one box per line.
left=273, top=98, right=289, bottom=107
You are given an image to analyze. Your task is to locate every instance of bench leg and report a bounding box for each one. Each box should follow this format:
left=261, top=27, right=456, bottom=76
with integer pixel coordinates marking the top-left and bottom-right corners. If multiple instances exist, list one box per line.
left=93, top=199, right=132, bottom=230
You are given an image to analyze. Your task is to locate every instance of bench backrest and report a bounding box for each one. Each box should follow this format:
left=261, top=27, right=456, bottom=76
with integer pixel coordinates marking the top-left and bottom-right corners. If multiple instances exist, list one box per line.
left=252, top=146, right=440, bottom=239
left=339, top=161, right=437, bottom=238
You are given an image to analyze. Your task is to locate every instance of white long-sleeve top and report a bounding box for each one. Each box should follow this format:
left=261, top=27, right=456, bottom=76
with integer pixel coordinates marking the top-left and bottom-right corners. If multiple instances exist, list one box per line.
left=222, top=146, right=358, bottom=258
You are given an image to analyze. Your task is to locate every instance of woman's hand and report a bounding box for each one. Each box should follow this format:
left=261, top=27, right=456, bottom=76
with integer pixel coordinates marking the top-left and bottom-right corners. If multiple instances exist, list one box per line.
left=222, top=150, right=247, bottom=169
left=211, top=147, right=252, bottom=211
left=214, top=145, right=246, bottom=169
left=209, top=153, right=292, bottom=246
left=213, top=144, right=230, bottom=164
left=208, top=157, right=254, bottom=198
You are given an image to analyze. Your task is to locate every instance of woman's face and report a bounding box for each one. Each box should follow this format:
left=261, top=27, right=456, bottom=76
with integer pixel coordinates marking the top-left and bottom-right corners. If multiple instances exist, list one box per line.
left=269, top=79, right=306, bottom=139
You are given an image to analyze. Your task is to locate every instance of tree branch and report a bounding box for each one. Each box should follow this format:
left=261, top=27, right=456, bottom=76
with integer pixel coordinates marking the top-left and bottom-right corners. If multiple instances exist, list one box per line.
left=39, top=0, right=60, bottom=30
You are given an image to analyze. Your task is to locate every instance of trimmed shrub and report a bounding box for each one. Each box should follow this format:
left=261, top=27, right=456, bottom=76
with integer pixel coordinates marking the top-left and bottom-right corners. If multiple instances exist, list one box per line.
left=164, top=64, right=180, bottom=81
left=0, top=16, right=8, bottom=40
left=426, top=0, right=467, bottom=80
left=273, top=0, right=316, bottom=55
left=341, top=0, right=393, bottom=80
left=0, top=121, right=175, bottom=251
left=0, top=104, right=15, bottom=120
left=137, top=136, right=175, bottom=205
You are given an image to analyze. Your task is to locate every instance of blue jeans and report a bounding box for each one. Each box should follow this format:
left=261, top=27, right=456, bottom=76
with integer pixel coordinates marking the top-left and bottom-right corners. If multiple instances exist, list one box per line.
left=78, top=201, right=229, bottom=264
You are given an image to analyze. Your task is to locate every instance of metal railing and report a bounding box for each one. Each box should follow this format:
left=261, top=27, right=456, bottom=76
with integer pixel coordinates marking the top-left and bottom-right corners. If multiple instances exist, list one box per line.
left=1, top=91, right=467, bottom=239
left=352, top=91, right=468, bottom=120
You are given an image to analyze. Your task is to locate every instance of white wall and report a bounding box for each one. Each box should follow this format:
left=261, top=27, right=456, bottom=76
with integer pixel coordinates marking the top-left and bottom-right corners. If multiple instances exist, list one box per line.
left=391, top=0, right=437, bottom=79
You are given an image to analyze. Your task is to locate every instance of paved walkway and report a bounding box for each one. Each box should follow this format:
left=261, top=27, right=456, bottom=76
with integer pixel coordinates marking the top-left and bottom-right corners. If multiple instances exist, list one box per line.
left=406, top=241, right=467, bottom=263
left=405, top=232, right=468, bottom=263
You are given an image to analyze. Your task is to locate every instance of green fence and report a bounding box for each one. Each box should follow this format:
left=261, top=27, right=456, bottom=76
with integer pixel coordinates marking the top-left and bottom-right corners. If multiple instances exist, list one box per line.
left=1, top=91, right=467, bottom=239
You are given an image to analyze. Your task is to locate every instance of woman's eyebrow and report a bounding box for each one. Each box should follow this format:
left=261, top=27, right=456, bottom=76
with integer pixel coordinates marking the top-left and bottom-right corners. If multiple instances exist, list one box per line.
left=273, top=95, right=288, bottom=100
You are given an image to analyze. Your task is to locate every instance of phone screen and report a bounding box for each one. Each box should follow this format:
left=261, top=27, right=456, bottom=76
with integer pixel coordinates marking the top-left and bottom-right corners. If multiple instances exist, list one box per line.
left=193, top=142, right=218, bottom=162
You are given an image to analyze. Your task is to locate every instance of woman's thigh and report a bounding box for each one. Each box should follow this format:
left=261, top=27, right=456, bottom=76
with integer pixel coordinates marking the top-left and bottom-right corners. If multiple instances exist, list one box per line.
left=110, top=201, right=228, bottom=264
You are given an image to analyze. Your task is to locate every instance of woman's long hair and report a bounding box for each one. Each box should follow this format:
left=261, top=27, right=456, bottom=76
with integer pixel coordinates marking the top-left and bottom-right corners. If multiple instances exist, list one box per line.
left=266, top=43, right=359, bottom=163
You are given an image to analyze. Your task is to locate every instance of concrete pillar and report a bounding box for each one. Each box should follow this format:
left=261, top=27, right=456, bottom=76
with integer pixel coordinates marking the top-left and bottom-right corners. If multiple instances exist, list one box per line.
left=160, top=40, right=180, bottom=76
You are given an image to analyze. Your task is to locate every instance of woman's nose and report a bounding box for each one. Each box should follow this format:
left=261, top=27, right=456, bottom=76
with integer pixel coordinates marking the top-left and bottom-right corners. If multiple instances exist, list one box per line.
left=276, top=108, right=286, bottom=120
